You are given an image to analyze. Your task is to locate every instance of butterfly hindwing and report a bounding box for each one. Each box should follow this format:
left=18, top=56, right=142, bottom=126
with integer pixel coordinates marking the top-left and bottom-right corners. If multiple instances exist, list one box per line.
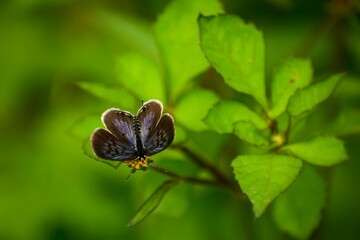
left=137, top=100, right=163, bottom=143
left=144, top=113, right=175, bottom=156
left=90, top=128, right=136, bottom=160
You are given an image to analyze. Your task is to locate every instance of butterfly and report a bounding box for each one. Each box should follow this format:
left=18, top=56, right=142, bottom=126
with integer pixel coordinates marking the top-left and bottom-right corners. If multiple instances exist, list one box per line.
left=90, top=100, right=175, bottom=173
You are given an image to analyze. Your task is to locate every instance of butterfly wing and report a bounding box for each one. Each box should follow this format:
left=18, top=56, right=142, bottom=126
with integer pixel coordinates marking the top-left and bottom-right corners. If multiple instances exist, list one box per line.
left=90, top=128, right=137, bottom=160
left=144, top=113, right=175, bottom=156
left=101, top=108, right=136, bottom=148
left=136, top=100, right=163, bottom=143
left=90, top=108, right=137, bottom=160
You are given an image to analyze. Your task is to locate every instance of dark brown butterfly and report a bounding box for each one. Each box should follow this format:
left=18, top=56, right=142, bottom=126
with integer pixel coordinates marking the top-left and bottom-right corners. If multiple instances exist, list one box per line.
left=90, top=100, right=175, bottom=172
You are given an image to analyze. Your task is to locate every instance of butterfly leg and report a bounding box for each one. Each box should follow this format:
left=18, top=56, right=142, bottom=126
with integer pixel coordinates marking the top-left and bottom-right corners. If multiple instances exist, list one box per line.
left=125, top=168, right=137, bottom=181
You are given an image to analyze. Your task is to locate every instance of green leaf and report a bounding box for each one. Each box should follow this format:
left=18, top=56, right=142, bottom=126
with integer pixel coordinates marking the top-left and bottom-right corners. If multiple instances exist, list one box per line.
left=272, top=165, right=326, bottom=239
left=115, top=52, right=165, bottom=103
left=270, top=58, right=312, bottom=118
left=77, top=82, right=135, bottom=109
left=233, top=121, right=270, bottom=146
left=68, top=115, right=102, bottom=141
left=284, top=136, right=348, bottom=166
left=185, top=131, right=229, bottom=163
left=97, top=11, right=158, bottom=58
left=232, top=154, right=302, bottom=217
left=150, top=183, right=190, bottom=218
left=288, top=73, right=344, bottom=116
left=174, top=89, right=219, bottom=132
left=199, top=15, right=267, bottom=109
left=68, top=115, right=123, bottom=169
left=154, top=0, right=223, bottom=102
left=323, top=108, right=360, bottom=136
left=127, top=180, right=179, bottom=227
left=204, top=100, right=268, bottom=134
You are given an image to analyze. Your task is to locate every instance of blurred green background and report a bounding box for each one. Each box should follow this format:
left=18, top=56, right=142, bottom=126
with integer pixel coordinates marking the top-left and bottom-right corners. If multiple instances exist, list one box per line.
left=1, top=0, right=359, bottom=239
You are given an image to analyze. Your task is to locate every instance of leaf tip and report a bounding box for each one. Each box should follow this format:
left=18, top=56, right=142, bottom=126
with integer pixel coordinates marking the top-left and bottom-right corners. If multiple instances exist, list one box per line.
left=127, top=220, right=136, bottom=228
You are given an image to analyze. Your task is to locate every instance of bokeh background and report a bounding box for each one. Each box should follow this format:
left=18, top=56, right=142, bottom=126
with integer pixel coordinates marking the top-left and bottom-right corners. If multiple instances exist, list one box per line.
left=1, top=0, right=360, bottom=239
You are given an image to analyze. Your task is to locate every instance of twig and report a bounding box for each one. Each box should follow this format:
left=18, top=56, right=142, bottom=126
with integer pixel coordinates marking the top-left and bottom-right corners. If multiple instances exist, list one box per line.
left=171, top=144, right=236, bottom=189
left=149, top=165, right=227, bottom=187
left=283, top=115, right=292, bottom=145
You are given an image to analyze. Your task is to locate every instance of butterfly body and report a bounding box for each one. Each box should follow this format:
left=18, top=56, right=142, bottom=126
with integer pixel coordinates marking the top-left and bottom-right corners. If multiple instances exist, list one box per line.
left=133, top=116, right=147, bottom=160
left=90, top=100, right=175, bottom=171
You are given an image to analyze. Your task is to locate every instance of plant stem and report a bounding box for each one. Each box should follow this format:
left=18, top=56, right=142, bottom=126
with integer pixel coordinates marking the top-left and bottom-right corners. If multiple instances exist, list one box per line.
left=149, top=165, right=228, bottom=187
left=269, top=118, right=278, bottom=135
left=283, top=115, right=292, bottom=144
left=172, top=144, right=236, bottom=189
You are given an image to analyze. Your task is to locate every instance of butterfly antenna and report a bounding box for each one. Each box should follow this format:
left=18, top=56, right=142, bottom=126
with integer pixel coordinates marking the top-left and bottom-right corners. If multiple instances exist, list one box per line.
left=141, top=99, right=144, bottom=106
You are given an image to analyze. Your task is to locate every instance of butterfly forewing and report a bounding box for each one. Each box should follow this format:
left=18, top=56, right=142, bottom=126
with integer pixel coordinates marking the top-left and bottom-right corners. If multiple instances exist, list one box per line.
left=101, top=108, right=136, bottom=147
left=136, top=100, right=163, bottom=143
left=91, top=128, right=137, bottom=160
left=144, top=113, right=175, bottom=156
